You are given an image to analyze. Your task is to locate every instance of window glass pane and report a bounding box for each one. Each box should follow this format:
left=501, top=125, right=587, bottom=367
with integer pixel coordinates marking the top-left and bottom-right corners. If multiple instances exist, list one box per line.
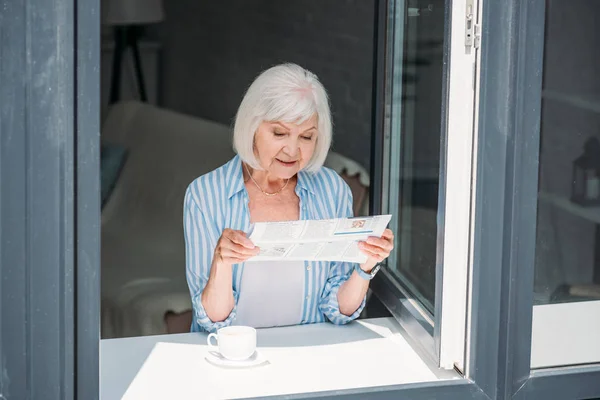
left=385, top=0, right=446, bottom=314
left=535, top=0, right=600, bottom=306
left=532, top=0, right=600, bottom=368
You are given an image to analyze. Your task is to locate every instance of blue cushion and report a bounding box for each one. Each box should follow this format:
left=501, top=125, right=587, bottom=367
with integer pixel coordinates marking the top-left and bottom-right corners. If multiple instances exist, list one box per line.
left=100, top=143, right=128, bottom=208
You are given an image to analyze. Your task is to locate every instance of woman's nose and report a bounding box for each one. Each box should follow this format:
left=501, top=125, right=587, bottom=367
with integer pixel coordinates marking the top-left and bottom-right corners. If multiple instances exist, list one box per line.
left=284, top=147, right=299, bottom=158
left=283, top=142, right=300, bottom=157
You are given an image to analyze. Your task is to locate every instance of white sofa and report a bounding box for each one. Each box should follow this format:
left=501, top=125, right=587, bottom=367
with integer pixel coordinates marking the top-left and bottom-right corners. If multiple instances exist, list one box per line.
left=100, top=101, right=370, bottom=338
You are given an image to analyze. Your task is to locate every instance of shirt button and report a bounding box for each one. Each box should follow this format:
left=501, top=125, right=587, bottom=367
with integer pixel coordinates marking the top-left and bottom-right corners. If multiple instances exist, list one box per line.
left=305, top=295, right=310, bottom=300
left=306, top=265, right=311, bottom=271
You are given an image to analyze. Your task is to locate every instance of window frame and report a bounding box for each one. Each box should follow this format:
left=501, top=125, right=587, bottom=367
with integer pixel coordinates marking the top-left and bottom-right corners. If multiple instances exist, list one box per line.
left=2, top=0, right=599, bottom=399
left=457, top=0, right=600, bottom=398
left=370, top=0, right=448, bottom=365
left=0, top=1, right=78, bottom=397
left=371, top=0, right=482, bottom=372
left=367, top=0, right=445, bottom=364
left=371, top=0, right=600, bottom=398
left=76, top=0, right=102, bottom=398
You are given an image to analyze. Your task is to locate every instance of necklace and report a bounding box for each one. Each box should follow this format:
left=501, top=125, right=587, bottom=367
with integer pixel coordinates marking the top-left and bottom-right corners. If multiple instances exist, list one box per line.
left=244, top=163, right=290, bottom=196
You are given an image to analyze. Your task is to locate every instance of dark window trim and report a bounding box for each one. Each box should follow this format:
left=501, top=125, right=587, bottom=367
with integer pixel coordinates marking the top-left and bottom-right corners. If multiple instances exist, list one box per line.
left=0, top=0, right=99, bottom=399
left=469, top=0, right=599, bottom=399
left=75, top=0, right=101, bottom=398
left=490, top=0, right=545, bottom=395
left=513, top=365, right=600, bottom=400
left=468, top=0, right=546, bottom=397
left=1, top=0, right=78, bottom=398
left=255, top=380, right=488, bottom=400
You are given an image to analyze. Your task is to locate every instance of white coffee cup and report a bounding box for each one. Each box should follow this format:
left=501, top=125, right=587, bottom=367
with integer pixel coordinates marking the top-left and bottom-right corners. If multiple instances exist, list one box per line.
left=207, top=326, right=256, bottom=361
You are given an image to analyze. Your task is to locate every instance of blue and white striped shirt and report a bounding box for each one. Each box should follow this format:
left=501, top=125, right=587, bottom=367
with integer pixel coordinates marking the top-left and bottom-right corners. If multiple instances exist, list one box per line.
left=183, top=155, right=366, bottom=333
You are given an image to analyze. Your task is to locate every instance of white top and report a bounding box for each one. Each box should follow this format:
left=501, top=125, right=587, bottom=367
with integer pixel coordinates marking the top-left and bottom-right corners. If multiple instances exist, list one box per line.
left=234, top=261, right=306, bottom=328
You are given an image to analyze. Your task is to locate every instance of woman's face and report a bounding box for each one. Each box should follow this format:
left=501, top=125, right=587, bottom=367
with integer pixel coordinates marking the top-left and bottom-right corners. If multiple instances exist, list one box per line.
left=253, top=114, right=318, bottom=179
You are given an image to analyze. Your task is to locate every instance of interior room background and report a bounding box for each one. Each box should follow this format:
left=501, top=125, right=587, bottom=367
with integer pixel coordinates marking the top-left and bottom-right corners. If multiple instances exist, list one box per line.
left=99, top=0, right=414, bottom=338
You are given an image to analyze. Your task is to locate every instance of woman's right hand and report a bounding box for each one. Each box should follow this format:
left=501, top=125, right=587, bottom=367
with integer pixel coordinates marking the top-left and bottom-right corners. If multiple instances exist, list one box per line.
left=213, top=229, right=260, bottom=267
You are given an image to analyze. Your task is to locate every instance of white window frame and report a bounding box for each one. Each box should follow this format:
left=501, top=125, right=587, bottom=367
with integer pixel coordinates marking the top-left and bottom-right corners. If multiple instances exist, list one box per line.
left=377, top=0, right=483, bottom=372
left=438, top=0, right=482, bottom=371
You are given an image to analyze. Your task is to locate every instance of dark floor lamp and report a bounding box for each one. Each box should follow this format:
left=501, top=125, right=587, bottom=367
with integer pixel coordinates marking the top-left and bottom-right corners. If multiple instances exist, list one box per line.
left=103, top=0, right=164, bottom=104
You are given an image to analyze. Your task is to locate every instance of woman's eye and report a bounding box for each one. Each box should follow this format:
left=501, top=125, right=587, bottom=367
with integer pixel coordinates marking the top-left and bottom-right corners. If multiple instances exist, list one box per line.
left=301, top=136, right=313, bottom=141
left=273, top=132, right=286, bottom=137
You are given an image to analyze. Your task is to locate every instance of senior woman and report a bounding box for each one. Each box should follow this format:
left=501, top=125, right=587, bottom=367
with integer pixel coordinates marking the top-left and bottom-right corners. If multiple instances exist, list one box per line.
left=183, top=63, right=394, bottom=333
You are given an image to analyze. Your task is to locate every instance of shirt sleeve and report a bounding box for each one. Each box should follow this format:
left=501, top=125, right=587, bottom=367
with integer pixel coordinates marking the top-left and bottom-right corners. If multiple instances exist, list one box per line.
left=184, top=186, right=238, bottom=333
left=319, top=179, right=367, bottom=324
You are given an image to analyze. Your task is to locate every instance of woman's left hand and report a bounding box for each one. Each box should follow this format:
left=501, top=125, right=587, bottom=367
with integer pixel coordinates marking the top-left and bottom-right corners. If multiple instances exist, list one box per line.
left=358, top=229, right=395, bottom=272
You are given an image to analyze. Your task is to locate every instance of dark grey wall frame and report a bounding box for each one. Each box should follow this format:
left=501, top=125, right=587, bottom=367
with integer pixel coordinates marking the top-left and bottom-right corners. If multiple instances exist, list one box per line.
left=0, top=0, right=100, bottom=399
left=76, top=0, right=101, bottom=398
left=467, top=0, right=545, bottom=397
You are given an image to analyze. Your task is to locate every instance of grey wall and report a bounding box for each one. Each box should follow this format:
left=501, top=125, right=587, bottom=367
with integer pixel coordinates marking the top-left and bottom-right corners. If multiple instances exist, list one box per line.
left=534, top=0, right=600, bottom=301
left=154, top=0, right=375, bottom=170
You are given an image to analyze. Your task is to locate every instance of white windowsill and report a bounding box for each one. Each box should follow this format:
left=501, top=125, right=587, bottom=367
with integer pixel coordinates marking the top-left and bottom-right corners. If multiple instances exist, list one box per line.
left=100, top=317, right=461, bottom=399
left=532, top=300, right=600, bottom=369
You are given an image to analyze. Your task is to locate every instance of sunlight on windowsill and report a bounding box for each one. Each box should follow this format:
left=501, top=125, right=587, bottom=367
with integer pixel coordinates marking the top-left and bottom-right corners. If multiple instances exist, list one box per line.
left=100, top=317, right=461, bottom=400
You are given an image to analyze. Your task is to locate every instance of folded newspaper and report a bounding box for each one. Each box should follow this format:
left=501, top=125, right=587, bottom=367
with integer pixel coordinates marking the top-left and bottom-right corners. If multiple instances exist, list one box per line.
left=246, top=214, right=392, bottom=264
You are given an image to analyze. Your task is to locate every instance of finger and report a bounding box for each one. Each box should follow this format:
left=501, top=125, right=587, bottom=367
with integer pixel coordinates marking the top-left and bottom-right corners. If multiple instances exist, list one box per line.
left=215, top=247, right=247, bottom=265
left=381, top=229, right=394, bottom=240
left=226, top=230, right=256, bottom=249
left=362, top=239, right=392, bottom=254
left=222, top=229, right=254, bottom=248
left=220, top=247, right=258, bottom=260
left=224, top=240, right=260, bottom=257
left=366, top=236, right=394, bottom=251
left=359, top=242, right=389, bottom=258
left=358, top=248, right=385, bottom=262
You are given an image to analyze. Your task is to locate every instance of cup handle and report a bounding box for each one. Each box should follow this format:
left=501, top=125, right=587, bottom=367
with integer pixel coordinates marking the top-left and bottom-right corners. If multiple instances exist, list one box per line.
left=207, top=333, right=218, bottom=350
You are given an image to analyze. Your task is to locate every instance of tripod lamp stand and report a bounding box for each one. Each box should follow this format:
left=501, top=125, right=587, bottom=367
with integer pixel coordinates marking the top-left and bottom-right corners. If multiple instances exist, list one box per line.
left=103, top=0, right=164, bottom=104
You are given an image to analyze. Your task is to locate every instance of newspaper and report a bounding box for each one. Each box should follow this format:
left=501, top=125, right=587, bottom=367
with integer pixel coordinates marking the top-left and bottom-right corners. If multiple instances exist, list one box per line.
left=246, top=214, right=392, bottom=264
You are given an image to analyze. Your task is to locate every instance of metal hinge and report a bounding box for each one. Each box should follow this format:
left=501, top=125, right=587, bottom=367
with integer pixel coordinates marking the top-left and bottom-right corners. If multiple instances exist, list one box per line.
left=474, top=24, right=481, bottom=49
left=465, top=0, right=481, bottom=50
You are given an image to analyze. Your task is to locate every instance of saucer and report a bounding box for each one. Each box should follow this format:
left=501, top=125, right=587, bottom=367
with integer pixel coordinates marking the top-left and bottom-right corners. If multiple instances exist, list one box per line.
left=205, top=350, right=269, bottom=369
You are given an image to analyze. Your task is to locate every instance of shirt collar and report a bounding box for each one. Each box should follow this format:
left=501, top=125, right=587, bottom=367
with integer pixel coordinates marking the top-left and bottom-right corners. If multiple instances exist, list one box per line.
left=226, top=155, right=246, bottom=199
left=226, top=155, right=317, bottom=199
left=296, top=169, right=317, bottom=195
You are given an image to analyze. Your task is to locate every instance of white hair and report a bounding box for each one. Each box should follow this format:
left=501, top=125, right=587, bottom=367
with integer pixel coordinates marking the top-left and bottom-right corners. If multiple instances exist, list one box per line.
left=232, top=63, right=332, bottom=173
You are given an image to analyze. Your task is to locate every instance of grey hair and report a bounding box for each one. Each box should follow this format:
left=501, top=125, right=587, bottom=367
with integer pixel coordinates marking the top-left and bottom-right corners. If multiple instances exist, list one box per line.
left=232, top=63, right=332, bottom=173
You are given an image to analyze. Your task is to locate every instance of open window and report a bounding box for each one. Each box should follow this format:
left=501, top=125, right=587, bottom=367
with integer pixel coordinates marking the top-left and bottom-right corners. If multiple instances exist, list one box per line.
left=370, top=0, right=482, bottom=372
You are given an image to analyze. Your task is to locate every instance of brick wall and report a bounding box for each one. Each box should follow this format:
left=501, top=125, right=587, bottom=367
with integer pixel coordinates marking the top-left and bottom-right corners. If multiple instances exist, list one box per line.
left=154, top=0, right=375, bottom=170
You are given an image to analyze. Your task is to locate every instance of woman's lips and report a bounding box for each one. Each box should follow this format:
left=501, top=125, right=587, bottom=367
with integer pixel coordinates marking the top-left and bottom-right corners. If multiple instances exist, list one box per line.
left=276, top=159, right=297, bottom=167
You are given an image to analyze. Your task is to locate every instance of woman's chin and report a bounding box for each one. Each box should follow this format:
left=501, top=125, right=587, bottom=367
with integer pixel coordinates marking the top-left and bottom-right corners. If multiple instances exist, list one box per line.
left=272, top=170, right=297, bottom=180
